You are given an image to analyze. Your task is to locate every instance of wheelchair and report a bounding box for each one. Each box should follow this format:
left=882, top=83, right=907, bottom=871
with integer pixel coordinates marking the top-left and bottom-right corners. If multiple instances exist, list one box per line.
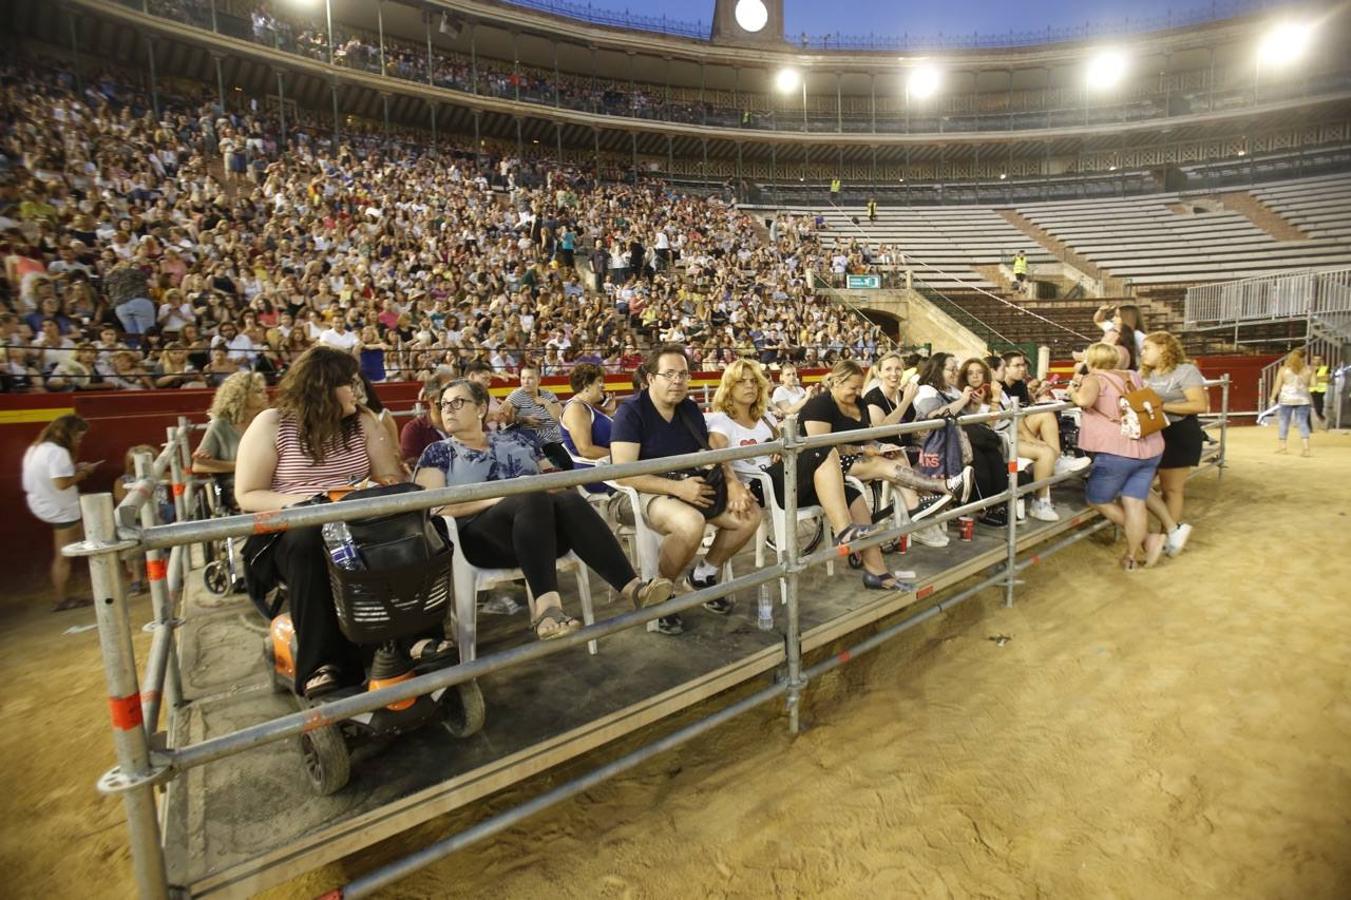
left=200, top=476, right=247, bottom=596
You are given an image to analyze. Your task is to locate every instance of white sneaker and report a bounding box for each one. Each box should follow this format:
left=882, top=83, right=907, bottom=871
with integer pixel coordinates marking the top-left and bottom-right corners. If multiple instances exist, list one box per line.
left=913, top=524, right=950, bottom=548
left=1029, top=499, right=1061, bottom=522
left=1015, top=498, right=1026, bottom=521
left=1165, top=523, right=1193, bottom=557
left=1055, top=455, right=1092, bottom=477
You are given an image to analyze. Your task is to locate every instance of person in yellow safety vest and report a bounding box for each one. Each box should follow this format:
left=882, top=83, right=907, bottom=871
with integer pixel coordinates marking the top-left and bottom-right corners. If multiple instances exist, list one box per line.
left=830, top=177, right=841, bottom=201
left=1012, top=250, right=1029, bottom=293
left=1310, top=354, right=1329, bottom=428
left=867, top=198, right=877, bottom=222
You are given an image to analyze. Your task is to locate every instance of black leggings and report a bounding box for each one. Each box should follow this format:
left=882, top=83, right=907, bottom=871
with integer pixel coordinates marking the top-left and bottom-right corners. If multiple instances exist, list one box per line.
left=247, top=526, right=362, bottom=692
left=756, top=447, right=861, bottom=509
left=963, top=424, right=1007, bottom=500
left=456, top=491, right=636, bottom=598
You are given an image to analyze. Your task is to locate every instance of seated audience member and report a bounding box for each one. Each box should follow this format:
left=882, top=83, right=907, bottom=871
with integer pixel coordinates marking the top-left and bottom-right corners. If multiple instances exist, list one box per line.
left=193, top=371, right=270, bottom=503
left=202, top=345, right=240, bottom=387
left=770, top=363, right=811, bottom=416
left=706, top=360, right=906, bottom=590
left=235, top=346, right=419, bottom=698
left=609, top=344, right=761, bottom=635
left=911, top=353, right=1007, bottom=527
left=505, top=363, right=573, bottom=470
left=400, top=380, right=448, bottom=469
left=956, top=356, right=1065, bottom=522
left=415, top=379, right=671, bottom=639
left=803, top=359, right=968, bottom=546
left=46, top=343, right=114, bottom=391
left=1140, top=331, right=1203, bottom=555
left=863, top=351, right=918, bottom=440
left=1068, top=343, right=1168, bottom=570
left=463, top=360, right=507, bottom=431
left=560, top=363, right=616, bottom=462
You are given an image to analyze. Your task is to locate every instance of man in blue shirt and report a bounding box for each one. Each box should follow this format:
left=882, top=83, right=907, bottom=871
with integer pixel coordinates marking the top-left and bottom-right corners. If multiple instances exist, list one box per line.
left=610, top=343, right=759, bottom=636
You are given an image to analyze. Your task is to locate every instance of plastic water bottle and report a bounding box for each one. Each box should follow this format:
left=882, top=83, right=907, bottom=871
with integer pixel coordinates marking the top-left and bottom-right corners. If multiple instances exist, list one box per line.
left=756, top=583, right=774, bottom=632
left=322, top=521, right=363, bottom=571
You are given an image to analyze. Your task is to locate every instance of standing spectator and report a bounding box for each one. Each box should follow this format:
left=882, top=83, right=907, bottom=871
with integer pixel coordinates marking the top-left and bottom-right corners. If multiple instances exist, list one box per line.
left=22, top=414, right=96, bottom=611
left=1268, top=348, right=1314, bottom=457
left=357, top=325, right=388, bottom=383
left=1309, top=354, right=1329, bottom=429
left=609, top=344, right=760, bottom=636
left=1068, top=343, right=1167, bottom=570
left=1012, top=251, right=1028, bottom=293
left=105, top=265, right=157, bottom=336
left=1140, top=331, right=1204, bottom=554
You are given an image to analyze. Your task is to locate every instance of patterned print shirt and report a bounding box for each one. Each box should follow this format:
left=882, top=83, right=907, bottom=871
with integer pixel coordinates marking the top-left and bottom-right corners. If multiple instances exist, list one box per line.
left=416, top=432, right=540, bottom=492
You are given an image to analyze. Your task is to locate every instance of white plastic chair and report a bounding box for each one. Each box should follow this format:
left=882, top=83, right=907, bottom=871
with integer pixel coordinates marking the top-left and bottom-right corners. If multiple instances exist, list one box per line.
left=606, top=483, right=734, bottom=585
left=743, top=470, right=833, bottom=602
left=441, top=514, right=597, bottom=660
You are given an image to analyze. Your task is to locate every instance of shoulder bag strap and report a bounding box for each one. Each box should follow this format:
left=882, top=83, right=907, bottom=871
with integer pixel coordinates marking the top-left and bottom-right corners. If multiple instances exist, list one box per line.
left=1093, top=372, right=1126, bottom=423
left=676, top=402, right=711, bottom=451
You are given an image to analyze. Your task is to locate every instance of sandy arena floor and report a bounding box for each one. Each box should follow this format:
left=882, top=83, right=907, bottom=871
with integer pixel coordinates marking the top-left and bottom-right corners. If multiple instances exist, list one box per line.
left=3, top=426, right=1349, bottom=899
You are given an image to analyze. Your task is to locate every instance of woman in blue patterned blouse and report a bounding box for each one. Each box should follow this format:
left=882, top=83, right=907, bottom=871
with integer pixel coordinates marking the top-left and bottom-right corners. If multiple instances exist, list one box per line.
left=416, top=379, right=673, bottom=641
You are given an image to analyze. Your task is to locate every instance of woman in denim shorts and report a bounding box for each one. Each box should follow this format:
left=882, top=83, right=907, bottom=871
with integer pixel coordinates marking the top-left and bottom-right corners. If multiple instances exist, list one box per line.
left=1069, top=343, right=1167, bottom=570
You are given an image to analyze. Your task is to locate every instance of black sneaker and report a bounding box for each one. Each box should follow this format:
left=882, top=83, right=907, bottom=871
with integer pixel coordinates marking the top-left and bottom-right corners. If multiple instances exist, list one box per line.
left=686, top=569, right=735, bottom=615
left=647, top=614, right=684, bottom=635
left=979, top=507, right=1009, bottom=527
left=907, top=492, right=952, bottom=522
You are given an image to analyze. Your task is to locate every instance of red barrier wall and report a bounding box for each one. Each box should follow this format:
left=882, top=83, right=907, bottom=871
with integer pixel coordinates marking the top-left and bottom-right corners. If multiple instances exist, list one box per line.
left=0, top=357, right=1265, bottom=588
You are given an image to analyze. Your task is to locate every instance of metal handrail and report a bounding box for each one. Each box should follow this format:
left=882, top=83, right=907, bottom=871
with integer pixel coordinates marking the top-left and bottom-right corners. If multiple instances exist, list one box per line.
left=1184, top=265, right=1351, bottom=327
left=70, top=378, right=1231, bottom=898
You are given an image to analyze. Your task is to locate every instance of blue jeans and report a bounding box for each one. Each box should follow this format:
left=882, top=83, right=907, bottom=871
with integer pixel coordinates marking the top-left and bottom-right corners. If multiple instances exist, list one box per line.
left=1085, top=452, right=1162, bottom=505
left=1277, top=404, right=1312, bottom=440
left=115, top=297, right=157, bottom=334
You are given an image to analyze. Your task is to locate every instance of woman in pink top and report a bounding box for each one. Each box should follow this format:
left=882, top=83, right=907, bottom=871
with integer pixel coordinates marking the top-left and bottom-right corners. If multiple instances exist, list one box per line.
left=1068, top=343, right=1167, bottom=570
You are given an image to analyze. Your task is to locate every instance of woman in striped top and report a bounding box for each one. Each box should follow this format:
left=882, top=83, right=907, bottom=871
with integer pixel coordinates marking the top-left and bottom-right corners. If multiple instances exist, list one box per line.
left=235, top=346, right=408, bottom=697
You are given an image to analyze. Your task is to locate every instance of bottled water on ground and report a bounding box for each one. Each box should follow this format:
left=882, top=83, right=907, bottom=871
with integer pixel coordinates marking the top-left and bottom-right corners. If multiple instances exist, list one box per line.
left=756, top=583, right=774, bottom=631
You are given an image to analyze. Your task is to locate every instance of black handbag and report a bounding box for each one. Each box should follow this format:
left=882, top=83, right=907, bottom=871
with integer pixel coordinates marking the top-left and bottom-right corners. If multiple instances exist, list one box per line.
left=340, top=482, right=448, bottom=570
left=674, top=403, right=730, bottom=520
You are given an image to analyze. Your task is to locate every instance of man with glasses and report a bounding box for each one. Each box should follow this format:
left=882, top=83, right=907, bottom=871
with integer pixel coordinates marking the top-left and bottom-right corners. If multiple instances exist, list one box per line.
left=610, top=344, right=759, bottom=636
left=400, top=379, right=448, bottom=469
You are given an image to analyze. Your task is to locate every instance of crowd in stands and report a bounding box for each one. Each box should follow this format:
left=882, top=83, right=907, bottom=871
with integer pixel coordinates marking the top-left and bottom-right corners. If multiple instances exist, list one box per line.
left=0, top=59, right=888, bottom=395
left=8, top=54, right=1218, bottom=664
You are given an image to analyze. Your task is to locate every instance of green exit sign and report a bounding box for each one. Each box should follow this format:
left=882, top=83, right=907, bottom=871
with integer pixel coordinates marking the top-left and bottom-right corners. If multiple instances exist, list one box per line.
left=846, top=274, right=881, bottom=289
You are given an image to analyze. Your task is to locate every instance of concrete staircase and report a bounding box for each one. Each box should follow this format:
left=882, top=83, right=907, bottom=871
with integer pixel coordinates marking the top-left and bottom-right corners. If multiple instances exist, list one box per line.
left=1218, top=191, right=1309, bottom=241
left=997, top=208, right=1127, bottom=294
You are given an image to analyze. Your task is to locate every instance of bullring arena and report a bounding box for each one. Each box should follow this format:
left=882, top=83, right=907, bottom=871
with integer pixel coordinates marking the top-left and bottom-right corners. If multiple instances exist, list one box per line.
left=1, top=0, right=1349, bottom=898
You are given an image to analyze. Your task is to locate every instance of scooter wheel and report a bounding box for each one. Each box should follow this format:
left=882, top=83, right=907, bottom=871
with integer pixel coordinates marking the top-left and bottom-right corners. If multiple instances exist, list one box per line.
left=443, top=679, right=486, bottom=738
left=203, top=560, right=230, bottom=596
left=298, top=726, right=350, bottom=795
left=847, top=552, right=863, bottom=570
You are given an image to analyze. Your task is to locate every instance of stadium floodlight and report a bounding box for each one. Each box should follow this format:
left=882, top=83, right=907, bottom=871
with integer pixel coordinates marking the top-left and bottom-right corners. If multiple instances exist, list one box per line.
left=1257, top=21, right=1314, bottom=67
left=906, top=65, right=941, bottom=101
left=775, top=67, right=802, bottom=94
left=1085, top=48, right=1128, bottom=91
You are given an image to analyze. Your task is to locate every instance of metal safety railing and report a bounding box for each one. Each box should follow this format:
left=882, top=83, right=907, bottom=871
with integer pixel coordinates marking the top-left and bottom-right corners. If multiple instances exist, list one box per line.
left=68, top=377, right=1231, bottom=898
left=1183, top=265, right=1351, bottom=328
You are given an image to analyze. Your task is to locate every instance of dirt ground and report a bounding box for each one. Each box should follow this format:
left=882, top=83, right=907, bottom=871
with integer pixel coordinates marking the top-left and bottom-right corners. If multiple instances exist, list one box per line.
left=3, top=426, right=1349, bottom=899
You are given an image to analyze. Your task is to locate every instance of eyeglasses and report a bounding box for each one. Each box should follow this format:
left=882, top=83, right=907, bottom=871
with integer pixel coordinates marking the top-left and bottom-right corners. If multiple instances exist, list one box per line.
left=440, top=398, right=474, bottom=412
left=654, top=370, right=690, bottom=383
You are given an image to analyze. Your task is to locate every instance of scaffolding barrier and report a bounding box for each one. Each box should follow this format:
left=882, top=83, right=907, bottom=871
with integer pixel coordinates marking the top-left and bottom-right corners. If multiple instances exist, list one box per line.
left=67, top=378, right=1231, bottom=898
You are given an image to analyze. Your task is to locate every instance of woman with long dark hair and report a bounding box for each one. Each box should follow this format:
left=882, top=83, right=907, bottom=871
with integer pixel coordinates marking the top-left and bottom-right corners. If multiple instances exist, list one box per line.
left=234, top=346, right=411, bottom=697
left=22, top=414, right=96, bottom=610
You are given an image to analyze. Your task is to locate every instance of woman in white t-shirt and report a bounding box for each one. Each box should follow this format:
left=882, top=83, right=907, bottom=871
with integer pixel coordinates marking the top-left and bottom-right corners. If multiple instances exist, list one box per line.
left=705, top=360, right=903, bottom=591
left=21, top=414, right=97, bottom=611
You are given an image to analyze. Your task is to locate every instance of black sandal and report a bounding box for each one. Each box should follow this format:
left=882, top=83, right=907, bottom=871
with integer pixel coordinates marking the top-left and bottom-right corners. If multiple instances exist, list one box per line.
left=409, top=638, right=456, bottom=665
left=862, top=572, right=903, bottom=591
left=532, top=607, right=582, bottom=641
left=303, top=664, right=343, bottom=699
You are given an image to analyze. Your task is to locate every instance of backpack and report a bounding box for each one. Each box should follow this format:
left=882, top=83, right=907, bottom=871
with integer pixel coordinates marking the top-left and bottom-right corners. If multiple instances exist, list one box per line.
left=1098, top=373, right=1167, bottom=440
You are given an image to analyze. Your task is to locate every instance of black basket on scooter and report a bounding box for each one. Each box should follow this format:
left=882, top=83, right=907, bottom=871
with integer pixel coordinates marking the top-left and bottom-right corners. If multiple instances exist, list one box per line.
left=325, top=483, right=451, bottom=644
